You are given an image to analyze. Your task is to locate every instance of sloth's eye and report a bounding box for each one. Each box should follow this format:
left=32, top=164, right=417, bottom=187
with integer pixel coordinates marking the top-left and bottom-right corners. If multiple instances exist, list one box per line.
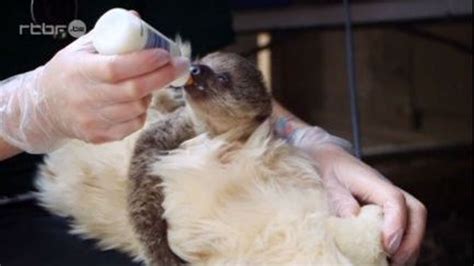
left=217, top=73, right=230, bottom=84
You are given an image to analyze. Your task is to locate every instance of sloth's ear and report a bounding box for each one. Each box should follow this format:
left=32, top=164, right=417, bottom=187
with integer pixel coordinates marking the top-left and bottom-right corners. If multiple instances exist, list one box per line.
left=174, top=35, right=192, bottom=59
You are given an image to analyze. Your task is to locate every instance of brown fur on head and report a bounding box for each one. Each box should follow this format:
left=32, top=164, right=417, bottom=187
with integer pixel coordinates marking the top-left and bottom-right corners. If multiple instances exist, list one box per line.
left=184, top=52, right=272, bottom=139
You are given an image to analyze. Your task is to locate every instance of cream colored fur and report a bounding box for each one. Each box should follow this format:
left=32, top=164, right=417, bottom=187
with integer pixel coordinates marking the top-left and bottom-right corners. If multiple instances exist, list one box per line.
left=35, top=129, right=144, bottom=260
left=36, top=109, right=387, bottom=265
left=35, top=110, right=163, bottom=261
left=155, top=120, right=386, bottom=265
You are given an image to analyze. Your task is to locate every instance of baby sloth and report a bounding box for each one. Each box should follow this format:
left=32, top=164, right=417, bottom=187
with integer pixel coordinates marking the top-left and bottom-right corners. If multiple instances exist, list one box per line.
left=36, top=52, right=387, bottom=266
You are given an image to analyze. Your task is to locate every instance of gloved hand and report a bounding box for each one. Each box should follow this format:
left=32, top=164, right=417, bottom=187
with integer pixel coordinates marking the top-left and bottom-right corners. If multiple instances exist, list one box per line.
left=0, top=31, right=189, bottom=154
left=276, top=122, right=427, bottom=266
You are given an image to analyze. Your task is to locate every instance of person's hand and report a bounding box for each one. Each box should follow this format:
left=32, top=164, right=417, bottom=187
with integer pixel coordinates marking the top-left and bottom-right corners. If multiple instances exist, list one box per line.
left=284, top=126, right=427, bottom=265
left=0, top=30, right=189, bottom=153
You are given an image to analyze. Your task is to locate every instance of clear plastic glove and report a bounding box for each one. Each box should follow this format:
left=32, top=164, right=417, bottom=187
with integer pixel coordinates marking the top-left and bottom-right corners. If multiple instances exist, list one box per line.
left=281, top=125, right=427, bottom=266
left=0, top=31, right=190, bottom=154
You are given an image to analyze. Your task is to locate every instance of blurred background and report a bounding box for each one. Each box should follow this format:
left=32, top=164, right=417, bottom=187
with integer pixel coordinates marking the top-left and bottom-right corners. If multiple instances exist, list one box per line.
left=226, top=0, right=472, bottom=265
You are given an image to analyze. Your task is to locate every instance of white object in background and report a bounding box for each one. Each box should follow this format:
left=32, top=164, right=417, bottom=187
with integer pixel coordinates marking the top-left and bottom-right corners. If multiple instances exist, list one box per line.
left=92, top=8, right=190, bottom=87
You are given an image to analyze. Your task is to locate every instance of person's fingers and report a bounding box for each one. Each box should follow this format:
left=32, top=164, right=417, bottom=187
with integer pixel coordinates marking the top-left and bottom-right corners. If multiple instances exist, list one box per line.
left=333, top=190, right=360, bottom=218
left=324, top=173, right=361, bottom=217
left=404, top=250, right=421, bottom=266
left=80, top=49, right=171, bottom=82
left=105, top=114, right=147, bottom=141
left=316, top=149, right=424, bottom=262
left=75, top=112, right=147, bottom=144
left=334, top=162, right=408, bottom=255
left=98, top=96, right=152, bottom=123
left=391, top=191, right=427, bottom=266
left=102, top=57, right=190, bottom=102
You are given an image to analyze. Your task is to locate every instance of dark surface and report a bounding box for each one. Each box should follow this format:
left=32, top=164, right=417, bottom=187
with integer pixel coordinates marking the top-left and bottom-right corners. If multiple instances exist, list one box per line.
left=0, top=199, right=140, bottom=266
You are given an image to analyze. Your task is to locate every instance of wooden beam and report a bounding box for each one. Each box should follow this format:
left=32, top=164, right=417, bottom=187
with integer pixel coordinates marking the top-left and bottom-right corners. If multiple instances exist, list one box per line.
left=233, top=0, right=473, bottom=32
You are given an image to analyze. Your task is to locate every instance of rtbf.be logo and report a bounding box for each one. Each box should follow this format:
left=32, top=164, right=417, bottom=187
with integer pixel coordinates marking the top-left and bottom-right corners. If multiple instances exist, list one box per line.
left=19, top=19, right=86, bottom=38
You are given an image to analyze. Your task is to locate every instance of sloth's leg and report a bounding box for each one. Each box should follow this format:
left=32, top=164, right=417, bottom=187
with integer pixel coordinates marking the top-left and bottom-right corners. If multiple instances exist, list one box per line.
left=128, top=109, right=195, bottom=266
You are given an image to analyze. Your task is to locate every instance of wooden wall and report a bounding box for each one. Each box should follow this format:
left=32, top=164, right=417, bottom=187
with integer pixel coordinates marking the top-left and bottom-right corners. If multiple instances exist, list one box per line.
left=266, top=22, right=472, bottom=151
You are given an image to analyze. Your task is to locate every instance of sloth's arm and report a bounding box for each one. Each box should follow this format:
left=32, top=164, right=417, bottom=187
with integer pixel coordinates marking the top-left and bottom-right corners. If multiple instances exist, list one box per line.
left=151, top=88, right=185, bottom=114
left=128, top=108, right=195, bottom=266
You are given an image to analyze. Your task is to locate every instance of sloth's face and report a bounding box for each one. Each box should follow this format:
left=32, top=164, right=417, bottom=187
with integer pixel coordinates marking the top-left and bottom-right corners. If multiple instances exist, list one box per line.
left=184, top=52, right=272, bottom=135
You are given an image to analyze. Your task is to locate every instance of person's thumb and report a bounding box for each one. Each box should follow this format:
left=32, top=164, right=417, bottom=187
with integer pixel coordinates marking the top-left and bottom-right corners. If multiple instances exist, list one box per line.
left=325, top=179, right=361, bottom=217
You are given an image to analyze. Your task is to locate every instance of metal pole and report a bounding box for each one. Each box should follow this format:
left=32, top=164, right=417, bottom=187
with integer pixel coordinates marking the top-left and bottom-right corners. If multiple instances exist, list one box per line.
left=343, top=0, right=363, bottom=158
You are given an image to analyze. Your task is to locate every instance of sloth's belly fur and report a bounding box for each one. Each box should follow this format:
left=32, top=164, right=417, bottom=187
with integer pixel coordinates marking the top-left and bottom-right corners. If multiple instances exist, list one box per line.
left=36, top=121, right=387, bottom=265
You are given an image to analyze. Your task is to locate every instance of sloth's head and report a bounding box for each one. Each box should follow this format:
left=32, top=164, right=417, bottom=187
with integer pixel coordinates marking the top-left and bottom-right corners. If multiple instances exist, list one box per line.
left=183, top=52, right=272, bottom=138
